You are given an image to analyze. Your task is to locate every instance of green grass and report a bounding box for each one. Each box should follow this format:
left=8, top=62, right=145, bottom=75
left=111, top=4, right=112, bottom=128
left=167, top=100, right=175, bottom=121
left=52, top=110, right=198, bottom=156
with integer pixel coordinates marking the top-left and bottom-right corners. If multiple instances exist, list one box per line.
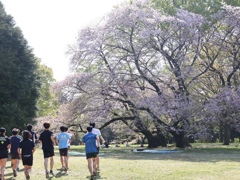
left=4, top=143, right=240, bottom=180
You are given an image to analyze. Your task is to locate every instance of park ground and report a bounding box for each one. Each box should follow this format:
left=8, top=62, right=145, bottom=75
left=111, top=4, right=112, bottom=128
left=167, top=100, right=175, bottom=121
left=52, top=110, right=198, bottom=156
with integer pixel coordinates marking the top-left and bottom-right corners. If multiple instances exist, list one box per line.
left=3, top=143, right=240, bottom=180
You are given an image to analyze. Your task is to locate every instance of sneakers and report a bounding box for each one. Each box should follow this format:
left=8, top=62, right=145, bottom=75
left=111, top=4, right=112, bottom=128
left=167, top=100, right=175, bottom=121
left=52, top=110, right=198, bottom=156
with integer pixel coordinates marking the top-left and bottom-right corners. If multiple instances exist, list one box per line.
left=25, top=171, right=30, bottom=179
left=93, top=171, right=97, bottom=176
left=61, top=166, right=68, bottom=172
left=50, top=170, right=54, bottom=176
left=90, top=175, right=94, bottom=180
left=45, top=171, right=49, bottom=178
left=13, top=169, right=17, bottom=177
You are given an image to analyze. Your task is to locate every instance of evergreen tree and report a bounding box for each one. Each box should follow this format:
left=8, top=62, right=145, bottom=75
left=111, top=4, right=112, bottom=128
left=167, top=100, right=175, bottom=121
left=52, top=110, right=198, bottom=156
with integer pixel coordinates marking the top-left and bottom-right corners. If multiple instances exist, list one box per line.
left=0, top=2, right=40, bottom=132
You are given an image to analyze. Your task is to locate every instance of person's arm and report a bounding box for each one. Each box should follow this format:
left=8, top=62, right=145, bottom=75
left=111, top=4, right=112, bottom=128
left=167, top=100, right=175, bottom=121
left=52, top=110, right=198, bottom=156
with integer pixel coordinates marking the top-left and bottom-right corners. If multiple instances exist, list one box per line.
left=51, top=135, right=56, bottom=146
left=69, top=134, right=72, bottom=144
left=100, top=135, right=105, bottom=143
left=96, top=136, right=100, bottom=147
left=32, top=146, right=36, bottom=154
left=17, top=148, right=21, bottom=157
left=7, top=138, right=11, bottom=149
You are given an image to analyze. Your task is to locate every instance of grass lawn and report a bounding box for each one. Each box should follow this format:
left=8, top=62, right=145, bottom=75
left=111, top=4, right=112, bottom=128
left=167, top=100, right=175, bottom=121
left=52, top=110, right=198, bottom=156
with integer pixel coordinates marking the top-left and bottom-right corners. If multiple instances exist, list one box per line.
left=3, top=143, right=240, bottom=180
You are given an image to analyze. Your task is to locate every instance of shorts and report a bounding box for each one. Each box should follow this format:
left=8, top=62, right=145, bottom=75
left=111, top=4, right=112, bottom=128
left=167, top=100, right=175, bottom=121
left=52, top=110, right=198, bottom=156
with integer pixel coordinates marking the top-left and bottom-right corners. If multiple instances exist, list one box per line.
left=43, top=149, right=54, bottom=158
left=22, top=155, right=33, bottom=166
left=59, top=148, right=68, bottom=156
left=11, top=153, right=20, bottom=160
left=0, top=150, right=8, bottom=159
left=86, top=152, right=97, bottom=159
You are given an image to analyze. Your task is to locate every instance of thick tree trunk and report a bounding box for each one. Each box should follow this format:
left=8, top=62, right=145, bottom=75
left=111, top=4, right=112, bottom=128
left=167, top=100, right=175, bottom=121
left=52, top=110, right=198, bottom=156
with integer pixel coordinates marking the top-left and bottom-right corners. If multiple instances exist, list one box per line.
left=223, top=123, right=230, bottom=145
left=171, top=131, right=191, bottom=148
left=142, top=131, right=167, bottom=148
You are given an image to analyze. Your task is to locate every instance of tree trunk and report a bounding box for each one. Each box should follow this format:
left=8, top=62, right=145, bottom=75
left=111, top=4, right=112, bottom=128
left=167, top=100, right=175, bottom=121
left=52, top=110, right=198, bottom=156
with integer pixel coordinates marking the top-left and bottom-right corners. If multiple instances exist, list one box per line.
left=171, top=131, right=191, bottom=148
left=223, top=123, right=230, bottom=145
left=219, top=122, right=223, bottom=142
left=141, top=131, right=167, bottom=148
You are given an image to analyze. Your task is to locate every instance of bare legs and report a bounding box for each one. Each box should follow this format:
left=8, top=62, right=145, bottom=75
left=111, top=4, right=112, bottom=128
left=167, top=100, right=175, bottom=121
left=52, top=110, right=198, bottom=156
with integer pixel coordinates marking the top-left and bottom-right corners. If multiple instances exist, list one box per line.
left=44, top=156, right=54, bottom=172
left=12, top=159, right=19, bottom=171
left=24, top=165, right=31, bottom=179
left=96, top=155, right=100, bottom=170
left=60, top=156, right=68, bottom=170
left=0, top=158, right=7, bottom=180
left=87, top=157, right=97, bottom=177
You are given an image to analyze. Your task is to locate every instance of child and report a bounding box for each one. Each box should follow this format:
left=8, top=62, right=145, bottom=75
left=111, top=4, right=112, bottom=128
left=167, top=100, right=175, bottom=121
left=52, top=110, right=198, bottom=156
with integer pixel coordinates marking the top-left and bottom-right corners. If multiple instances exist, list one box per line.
left=18, top=130, right=36, bottom=180
left=10, top=129, right=21, bottom=177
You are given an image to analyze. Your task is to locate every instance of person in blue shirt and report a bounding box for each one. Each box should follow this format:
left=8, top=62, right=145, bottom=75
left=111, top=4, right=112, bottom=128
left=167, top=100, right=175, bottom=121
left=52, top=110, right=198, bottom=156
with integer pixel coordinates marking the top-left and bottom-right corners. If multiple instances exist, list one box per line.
left=82, top=126, right=100, bottom=180
left=56, top=126, right=71, bottom=172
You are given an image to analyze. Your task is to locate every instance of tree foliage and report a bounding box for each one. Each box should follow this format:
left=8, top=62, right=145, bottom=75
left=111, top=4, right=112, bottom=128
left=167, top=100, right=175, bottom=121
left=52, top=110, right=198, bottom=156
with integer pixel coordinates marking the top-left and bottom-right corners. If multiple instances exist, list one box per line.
left=36, top=59, right=58, bottom=117
left=0, top=2, right=40, bottom=132
left=55, top=0, right=240, bottom=147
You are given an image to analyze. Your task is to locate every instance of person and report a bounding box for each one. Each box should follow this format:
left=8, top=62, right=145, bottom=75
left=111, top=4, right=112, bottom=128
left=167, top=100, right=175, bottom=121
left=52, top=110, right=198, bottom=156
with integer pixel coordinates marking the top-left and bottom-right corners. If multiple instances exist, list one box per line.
left=10, top=129, right=21, bottom=177
left=82, top=126, right=100, bottom=180
left=26, top=124, right=38, bottom=144
left=39, top=122, right=55, bottom=178
left=89, top=122, right=105, bottom=171
left=0, top=127, right=11, bottom=180
left=56, top=126, right=71, bottom=172
left=64, top=127, right=72, bottom=163
left=18, top=130, right=36, bottom=180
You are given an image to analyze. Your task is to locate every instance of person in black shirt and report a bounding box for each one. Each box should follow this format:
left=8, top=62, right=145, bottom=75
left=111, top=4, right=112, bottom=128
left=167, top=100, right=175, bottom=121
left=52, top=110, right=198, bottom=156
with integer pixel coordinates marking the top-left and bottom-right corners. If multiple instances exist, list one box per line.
left=10, top=129, right=21, bottom=177
left=0, top=127, right=11, bottom=180
left=39, top=122, right=55, bottom=178
left=26, top=124, right=38, bottom=144
left=18, top=130, right=36, bottom=180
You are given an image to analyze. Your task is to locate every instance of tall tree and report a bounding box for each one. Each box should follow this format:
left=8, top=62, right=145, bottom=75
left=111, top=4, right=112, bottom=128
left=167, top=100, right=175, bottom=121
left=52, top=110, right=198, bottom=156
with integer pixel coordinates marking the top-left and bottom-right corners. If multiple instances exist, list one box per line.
left=36, top=59, right=58, bottom=117
left=0, top=2, right=40, bottom=131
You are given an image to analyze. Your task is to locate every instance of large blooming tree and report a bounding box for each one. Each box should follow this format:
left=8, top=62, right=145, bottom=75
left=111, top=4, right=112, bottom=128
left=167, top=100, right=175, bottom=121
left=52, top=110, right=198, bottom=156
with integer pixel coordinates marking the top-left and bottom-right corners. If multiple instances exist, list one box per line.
left=55, top=1, right=240, bottom=148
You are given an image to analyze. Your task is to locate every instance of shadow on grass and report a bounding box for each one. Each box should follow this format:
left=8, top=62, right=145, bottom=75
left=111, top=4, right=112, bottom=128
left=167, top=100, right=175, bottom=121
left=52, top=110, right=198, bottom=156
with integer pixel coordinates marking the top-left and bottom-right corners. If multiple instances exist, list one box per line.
left=102, top=146, right=240, bottom=163
left=54, top=170, right=69, bottom=178
left=68, top=144, right=240, bottom=163
left=86, top=172, right=108, bottom=180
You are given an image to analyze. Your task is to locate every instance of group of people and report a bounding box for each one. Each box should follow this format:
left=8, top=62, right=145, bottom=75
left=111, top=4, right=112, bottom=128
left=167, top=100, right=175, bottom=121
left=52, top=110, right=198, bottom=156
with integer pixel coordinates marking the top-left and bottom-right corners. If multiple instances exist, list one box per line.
left=0, top=122, right=105, bottom=180
left=0, top=124, right=37, bottom=180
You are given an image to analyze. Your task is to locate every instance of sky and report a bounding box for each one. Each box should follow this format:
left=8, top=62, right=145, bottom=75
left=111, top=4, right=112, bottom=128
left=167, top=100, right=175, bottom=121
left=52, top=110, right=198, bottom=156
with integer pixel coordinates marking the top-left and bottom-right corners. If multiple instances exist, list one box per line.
left=1, top=0, right=125, bottom=81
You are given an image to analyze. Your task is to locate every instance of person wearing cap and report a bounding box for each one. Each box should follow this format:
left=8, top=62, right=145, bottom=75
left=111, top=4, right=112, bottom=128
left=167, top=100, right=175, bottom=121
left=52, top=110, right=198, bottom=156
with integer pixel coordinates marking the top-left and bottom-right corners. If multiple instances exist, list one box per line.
left=0, top=127, right=11, bottom=180
left=82, top=126, right=100, bottom=180
left=18, top=130, right=36, bottom=180
left=10, top=128, right=21, bottom=177
left=89, top=122, right=105, bottom=171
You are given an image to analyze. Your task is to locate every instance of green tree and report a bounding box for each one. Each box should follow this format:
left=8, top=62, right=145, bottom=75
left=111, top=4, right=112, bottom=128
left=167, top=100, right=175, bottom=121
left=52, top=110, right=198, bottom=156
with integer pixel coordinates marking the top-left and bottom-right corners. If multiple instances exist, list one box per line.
left=0, top=2, right=40, bottom=132
left=151, top=0, right=240, bottom=16
left=36, top=59, right=58, bottom=117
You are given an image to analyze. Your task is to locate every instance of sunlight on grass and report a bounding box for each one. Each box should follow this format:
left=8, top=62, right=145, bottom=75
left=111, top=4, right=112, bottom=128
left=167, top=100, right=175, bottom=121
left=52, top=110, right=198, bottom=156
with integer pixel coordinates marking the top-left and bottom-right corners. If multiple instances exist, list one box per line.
left=3, top=143, right=240, bottom=180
